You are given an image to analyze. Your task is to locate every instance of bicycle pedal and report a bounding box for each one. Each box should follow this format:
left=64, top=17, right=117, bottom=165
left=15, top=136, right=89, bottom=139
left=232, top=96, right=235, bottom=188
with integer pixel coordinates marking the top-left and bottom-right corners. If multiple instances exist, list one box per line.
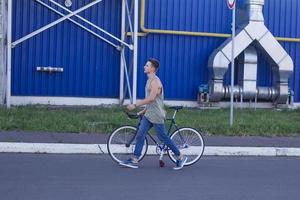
left=159, top=160, right=165, bottom=168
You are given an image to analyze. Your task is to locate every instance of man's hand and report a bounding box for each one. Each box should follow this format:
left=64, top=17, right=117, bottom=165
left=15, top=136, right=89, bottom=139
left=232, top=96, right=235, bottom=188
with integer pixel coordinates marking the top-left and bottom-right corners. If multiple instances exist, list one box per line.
left=127, top=104, right=136, bottom=111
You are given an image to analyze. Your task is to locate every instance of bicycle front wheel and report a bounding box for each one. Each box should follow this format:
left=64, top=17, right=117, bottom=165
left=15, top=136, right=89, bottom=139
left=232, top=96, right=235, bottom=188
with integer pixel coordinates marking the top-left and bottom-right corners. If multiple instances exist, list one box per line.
left=107, top=125, right=148, bottom=163
left=168, top=127, right=205, bottom=166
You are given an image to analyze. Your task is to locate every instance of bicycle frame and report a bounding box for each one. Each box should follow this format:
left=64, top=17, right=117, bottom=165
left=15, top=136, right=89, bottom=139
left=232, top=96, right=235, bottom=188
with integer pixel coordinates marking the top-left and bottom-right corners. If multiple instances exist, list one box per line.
left=145, top=117, right=179, bottom=150
left=126, top=109, right=185, bottom=153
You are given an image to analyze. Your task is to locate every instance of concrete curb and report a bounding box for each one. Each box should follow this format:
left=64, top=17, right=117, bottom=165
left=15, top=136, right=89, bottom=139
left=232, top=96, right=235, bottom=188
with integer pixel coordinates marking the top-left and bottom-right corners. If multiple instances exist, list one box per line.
left=1, top=142, right=300, bottom=156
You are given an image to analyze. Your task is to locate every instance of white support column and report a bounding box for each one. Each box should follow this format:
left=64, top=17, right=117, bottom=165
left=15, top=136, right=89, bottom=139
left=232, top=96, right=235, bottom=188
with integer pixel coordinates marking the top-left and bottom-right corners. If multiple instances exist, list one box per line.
left=121, top=51, right=132, bottom=100
left=119, top=0, right=126, bottom=104
left=6, top=0, right=12, bottom=108
left=132, top=0, right=139, bottom=104
left=230, top=5, right=236, bottom=127
left=0, top=0, right=6, bottom=105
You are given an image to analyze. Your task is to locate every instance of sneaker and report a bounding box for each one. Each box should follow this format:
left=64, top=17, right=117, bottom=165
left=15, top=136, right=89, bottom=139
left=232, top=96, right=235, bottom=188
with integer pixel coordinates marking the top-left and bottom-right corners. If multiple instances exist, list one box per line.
left=173, top=156, right=188, bottom=170
left=119, top=158, right=139, bottom=169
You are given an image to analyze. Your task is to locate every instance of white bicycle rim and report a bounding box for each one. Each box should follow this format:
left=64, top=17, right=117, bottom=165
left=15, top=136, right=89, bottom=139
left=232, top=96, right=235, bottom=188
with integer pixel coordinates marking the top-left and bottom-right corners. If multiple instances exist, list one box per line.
left=107, top=125, right=148, bottom=163
left=168, top=127, right=205, bottom=166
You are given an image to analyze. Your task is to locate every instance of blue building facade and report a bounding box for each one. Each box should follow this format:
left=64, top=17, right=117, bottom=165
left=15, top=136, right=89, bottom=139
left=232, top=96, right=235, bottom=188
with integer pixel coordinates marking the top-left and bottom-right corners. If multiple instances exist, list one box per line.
left=11, top=0, right=300, bottom=103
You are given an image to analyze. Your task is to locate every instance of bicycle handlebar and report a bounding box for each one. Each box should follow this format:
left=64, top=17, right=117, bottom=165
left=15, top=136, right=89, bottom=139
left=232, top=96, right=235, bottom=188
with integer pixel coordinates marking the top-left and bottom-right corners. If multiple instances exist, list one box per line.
left=125, top=112, right=140, bottom=119
left=125, top=106, right=183, bottom=120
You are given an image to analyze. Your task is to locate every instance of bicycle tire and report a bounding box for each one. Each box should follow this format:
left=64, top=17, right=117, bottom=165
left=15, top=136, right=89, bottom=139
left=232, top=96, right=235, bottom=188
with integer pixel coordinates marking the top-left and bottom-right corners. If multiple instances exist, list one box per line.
left=107, top=125, right=148, bottom=163
left=167, top=127, right=205, bottom=166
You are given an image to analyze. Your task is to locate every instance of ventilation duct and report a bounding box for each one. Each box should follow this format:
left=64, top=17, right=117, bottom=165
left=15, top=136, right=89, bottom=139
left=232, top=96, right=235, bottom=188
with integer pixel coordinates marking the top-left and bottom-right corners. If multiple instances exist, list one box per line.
left=207, top=0, right=293, bottom=104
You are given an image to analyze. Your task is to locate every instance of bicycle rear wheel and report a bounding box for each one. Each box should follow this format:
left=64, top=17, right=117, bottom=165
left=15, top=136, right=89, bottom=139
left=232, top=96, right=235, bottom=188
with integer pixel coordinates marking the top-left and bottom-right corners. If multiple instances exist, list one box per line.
left=107, top=125, right=148, bottom=163
left=168, top=127, right=205, bottom=166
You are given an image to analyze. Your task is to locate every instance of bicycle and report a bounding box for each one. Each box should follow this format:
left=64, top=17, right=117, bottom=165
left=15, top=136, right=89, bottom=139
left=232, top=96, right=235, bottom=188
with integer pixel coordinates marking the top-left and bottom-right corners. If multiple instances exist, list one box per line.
left=107, top=106, right=205, bottom=167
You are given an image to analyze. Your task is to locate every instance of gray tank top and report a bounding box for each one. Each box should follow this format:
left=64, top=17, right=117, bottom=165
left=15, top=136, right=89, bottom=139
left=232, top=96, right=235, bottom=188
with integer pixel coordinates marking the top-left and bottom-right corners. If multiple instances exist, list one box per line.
left=144, top=76, right=166, bottom=124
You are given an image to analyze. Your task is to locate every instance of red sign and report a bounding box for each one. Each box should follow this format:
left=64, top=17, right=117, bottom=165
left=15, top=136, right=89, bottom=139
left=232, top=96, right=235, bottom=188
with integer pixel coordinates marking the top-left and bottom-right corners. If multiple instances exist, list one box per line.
left=227, top=0, right=236, bottom=9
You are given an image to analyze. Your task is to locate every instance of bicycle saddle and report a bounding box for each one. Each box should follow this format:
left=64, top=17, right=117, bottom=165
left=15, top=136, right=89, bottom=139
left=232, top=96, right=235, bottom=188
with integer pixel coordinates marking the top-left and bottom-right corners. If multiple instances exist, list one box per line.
left=169, top=106, right=183, bottom=110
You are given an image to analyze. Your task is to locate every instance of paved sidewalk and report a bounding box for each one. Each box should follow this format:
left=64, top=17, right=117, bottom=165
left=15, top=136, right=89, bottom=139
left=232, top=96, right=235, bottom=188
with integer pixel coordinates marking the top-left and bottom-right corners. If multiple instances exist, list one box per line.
left=1, top=131, right=300, bottom=147
left=1, top=131, right=300, bottom=156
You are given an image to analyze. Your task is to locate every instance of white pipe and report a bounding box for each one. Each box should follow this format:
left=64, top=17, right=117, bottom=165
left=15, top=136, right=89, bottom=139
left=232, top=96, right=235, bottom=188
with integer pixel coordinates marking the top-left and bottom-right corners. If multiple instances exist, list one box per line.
left=119, top=0, right=126, bottom=104
left=48, top=0, right=133, bottom=50
left=132, top=0, right=138, bottom=104
left=35, top=0, right=119, bottom=49
left=6, top=0, right=12, bottom=108
left=12, top=0, right=103, bottom=47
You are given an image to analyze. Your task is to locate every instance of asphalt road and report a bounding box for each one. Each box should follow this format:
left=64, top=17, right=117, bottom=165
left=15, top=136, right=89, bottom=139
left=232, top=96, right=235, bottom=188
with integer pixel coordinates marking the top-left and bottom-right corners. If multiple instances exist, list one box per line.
left=0, top=154, right=299, bottom=200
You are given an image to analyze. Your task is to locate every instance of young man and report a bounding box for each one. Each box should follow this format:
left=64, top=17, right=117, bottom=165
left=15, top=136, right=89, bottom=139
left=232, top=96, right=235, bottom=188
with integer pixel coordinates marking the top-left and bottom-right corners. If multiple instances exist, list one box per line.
left=119, top=58, right=187, bottom=170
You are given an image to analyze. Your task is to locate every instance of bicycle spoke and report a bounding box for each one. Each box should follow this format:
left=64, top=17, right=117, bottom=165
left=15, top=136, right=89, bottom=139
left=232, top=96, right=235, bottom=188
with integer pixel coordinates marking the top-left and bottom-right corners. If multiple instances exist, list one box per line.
left=189, top=134, right=201, bottom=146
left=184, top=130, right=195, bottom=145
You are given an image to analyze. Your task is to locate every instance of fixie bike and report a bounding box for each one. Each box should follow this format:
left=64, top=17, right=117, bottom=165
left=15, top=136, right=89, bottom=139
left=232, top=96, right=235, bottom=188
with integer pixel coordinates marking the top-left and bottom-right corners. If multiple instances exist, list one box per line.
left=107, top=106, right=205, bottom=167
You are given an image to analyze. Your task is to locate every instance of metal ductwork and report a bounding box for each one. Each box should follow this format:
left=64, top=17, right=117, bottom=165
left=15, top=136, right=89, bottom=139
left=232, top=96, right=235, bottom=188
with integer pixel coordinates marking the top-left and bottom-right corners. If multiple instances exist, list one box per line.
left=207, top=0, right=294, bottom=104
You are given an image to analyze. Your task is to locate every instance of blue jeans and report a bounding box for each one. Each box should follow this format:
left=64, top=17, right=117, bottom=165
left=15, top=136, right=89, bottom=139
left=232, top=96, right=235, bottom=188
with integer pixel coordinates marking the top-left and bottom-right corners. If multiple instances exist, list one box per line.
left=133, top=116, right=181, bottom=158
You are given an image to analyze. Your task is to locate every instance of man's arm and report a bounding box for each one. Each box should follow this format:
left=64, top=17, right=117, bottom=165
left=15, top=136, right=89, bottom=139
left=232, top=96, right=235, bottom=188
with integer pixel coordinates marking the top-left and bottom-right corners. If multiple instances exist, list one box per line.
left=137, top=108, right=146, bottom=116
left=127, top=80, right=160, bottom=111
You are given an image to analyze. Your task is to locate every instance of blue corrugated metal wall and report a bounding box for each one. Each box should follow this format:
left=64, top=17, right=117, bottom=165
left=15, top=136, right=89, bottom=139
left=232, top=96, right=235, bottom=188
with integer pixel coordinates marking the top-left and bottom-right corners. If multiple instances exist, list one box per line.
left=12, top=0, right=121, bottom=97
left=138, top=0, right=300, bottom=101
left=138, top=0, right=230, bottom=100
left=12, top=0, right=300, bottom=102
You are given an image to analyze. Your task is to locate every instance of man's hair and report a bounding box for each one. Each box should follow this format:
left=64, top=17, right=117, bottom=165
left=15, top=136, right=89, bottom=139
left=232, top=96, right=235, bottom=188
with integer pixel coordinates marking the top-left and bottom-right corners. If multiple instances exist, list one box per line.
left=148, top=58, right=160, bottom=71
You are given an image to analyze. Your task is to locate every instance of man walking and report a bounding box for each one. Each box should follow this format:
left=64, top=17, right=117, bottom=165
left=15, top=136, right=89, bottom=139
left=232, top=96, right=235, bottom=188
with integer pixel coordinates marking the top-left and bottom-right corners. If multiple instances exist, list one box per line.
left=119, top=58, right=187, bottom=170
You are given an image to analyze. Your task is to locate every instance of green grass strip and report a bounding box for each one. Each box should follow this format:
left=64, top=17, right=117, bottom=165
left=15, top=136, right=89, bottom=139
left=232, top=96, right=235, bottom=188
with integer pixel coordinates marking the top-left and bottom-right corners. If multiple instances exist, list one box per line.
left=0, top=106, right=299, bottom=136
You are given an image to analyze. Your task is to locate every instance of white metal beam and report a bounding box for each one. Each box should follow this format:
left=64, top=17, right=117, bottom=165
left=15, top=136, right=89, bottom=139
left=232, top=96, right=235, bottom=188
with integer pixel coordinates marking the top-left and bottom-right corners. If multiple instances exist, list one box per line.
left=125, top=0, right=134, bottom=41
left=35, top=0, right=119, bottom=49
left=6, top=0, right=12, bottom=108
left=132, top=0, right=139, bottom=104
left=119, top=0, right=126, bottom=104
left=48, top=0, right=133, bottom=50
left=0, top=0, right=6, bottom=105
left=12, top=0, right=103, bottom=47
left=121, top=51, right=132, bottom=100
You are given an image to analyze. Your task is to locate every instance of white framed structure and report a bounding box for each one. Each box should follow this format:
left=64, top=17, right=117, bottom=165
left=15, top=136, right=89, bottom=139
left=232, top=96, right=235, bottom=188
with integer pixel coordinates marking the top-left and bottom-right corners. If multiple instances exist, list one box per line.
left=4, top=0, right=139, bottom=108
